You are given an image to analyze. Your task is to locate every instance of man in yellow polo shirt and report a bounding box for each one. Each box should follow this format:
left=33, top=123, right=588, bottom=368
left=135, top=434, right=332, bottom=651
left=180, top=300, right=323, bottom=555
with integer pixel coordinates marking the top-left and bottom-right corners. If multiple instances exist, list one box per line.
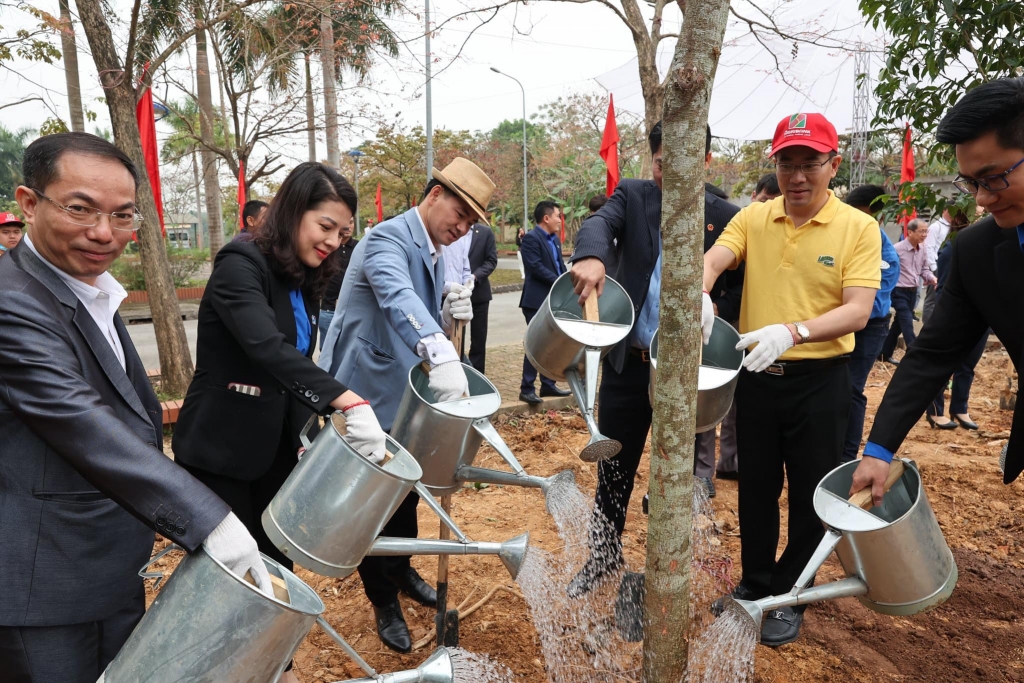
left=701, top=113, right=880, bottom=646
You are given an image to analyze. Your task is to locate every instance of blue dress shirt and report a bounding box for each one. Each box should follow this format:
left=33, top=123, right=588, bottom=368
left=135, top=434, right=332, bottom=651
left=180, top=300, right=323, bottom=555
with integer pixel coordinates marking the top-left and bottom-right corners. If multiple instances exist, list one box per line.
left=631, top=254, right=662, bottom=349
left=289, top=289, right=311, bottom=355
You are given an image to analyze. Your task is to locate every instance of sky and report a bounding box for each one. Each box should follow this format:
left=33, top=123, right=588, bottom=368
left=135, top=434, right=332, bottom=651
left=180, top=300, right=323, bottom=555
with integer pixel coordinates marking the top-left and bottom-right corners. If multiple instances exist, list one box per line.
left=1, top=0, right=881, bottom=183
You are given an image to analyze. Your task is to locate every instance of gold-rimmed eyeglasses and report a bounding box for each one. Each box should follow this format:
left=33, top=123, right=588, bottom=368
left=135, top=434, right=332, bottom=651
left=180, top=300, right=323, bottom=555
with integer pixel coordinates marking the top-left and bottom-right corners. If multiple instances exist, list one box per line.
left=32, top=188, right=142, bottom=232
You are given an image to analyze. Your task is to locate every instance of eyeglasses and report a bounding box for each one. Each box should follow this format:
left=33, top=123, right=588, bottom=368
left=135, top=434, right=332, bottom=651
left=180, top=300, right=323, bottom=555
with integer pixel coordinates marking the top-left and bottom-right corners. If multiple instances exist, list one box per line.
left=32, top=189, right=142, bottom=231
left=775, top=159, right=833, bottom=175
left=952, top=157, right=1024, bottom=194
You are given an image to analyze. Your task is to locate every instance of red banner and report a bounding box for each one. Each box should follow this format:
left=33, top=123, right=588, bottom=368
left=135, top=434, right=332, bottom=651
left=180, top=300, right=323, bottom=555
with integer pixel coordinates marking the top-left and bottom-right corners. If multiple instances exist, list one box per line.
left=899, top=124, right=916, bottom=236
left=238, top=161, right=246, bottom=231
left=600, top=95, right=620, bottom=197
left=135, top=67, right=165, bottom=237
left=374, top=182, right=383, bottom=223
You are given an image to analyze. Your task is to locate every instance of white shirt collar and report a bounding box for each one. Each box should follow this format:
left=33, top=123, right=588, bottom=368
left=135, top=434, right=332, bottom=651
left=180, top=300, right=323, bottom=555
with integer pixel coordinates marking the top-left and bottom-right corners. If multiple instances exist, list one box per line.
left=23, top=234, right=128, bottom=302
left=410, top=207, right=438, bottom=264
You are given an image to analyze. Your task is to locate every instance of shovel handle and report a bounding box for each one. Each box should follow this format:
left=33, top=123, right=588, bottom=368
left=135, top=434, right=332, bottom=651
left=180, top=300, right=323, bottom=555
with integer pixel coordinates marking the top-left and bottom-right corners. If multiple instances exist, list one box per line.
left=582, top=294, right=599, bottom=322
left=450, top=319, right=465, bottom=356
left=848, top=459, right=906, bottom=510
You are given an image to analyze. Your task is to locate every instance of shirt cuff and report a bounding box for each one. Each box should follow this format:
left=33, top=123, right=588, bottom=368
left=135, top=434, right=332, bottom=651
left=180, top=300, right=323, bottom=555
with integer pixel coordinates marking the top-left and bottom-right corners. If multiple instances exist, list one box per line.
left=863, top=441, right=895, bottom=463
left=416, top=332, right=459, bottom=366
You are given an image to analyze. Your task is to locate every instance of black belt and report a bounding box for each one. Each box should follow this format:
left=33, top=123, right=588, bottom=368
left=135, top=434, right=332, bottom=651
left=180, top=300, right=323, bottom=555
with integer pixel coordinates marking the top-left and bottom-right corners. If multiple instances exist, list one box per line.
left=761, top=355, right=850, bottom=376
left=629, top=347, right=651, bottom=362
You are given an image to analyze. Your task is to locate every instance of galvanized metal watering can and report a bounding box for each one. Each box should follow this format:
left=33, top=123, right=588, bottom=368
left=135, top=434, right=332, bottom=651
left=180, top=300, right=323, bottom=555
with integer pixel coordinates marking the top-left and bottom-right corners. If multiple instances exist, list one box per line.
left=392, top=362, right=575, bottom=499
left=523, top=271, right=635, bottom=462
left=262, top=414, right=530, bottom=580
left=729, top=458, right=958, bottom=627
left=648, top=317, right=744, bottom=432
left=324, top=645, right=457, bottom=683
left=100, top=547, right=322, bottom=683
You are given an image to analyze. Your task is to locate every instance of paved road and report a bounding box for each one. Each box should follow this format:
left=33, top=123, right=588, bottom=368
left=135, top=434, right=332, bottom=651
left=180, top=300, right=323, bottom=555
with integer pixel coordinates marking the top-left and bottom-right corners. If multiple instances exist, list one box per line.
left=127, top=289, right=529, bottom=370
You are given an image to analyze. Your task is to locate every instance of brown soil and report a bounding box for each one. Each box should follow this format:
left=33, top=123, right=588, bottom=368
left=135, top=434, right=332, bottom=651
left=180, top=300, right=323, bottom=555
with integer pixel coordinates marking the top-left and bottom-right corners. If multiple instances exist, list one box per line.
left=149, top=348, right=1024, bottom=681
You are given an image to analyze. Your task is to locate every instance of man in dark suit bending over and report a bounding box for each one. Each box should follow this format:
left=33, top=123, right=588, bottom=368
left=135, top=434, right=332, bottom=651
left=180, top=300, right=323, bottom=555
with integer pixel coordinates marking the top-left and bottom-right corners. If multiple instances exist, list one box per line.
left=0, top=133, right=268, bottom=682
left=565, top=122, right=742, bottom=596
left=851, top=77, right=1024, bottom=502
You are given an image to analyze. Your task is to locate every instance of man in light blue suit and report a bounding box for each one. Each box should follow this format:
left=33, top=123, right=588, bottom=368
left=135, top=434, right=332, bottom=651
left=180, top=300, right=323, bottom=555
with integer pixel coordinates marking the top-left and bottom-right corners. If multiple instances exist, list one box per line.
left=319, top=157, right=495, bottom=653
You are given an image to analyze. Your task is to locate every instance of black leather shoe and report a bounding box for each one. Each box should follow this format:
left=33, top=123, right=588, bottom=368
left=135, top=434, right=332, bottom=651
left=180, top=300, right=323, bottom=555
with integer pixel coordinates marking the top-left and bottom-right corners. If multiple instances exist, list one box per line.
left=373, top=600, right=412, bottom=653
left=519, top=390, right=543, bottom=405
left=567, top=552, right=623, bottom=599
left=760, top=606, right=803, bottom=647
left=539, top=385, right=571, bottom=397
left=926, top=413, right=957, bottom=430
left=954, top=413, right=979, bottom=430
left=388, top=567, right=437, bottom=607
left=716, top=469, right=739, bottom=481
left=710, top=583, right=762, bottom=616
left=698, top=476, right=716, bottom=499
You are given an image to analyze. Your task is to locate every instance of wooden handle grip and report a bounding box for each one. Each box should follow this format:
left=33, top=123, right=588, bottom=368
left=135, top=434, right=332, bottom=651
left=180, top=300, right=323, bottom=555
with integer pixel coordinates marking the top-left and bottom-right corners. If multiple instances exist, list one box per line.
left=848, top=459, right=906, bottom=510
left=450, top=320, right=465, bottom=354
left=582, top=295, right=599, bottom=322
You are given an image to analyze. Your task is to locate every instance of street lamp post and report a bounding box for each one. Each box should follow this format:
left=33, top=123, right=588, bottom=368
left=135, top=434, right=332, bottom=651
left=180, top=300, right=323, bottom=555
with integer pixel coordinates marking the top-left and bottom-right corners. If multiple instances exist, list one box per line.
left=348, top=149, right=365, bottom=235
left=490, top=67, right=529, bottom=234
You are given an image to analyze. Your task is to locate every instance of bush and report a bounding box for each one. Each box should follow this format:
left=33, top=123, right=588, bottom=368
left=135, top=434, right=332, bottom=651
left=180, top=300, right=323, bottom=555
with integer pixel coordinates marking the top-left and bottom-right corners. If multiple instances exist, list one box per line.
left=109, top=248, right=209, bottom=291
left=109, top=257, right=147, bottom=291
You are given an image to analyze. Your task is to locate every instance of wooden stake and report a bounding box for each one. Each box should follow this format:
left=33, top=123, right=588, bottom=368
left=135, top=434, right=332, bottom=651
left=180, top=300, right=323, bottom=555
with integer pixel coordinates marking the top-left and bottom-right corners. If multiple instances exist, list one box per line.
left=582, top=294, right=599, bottom=322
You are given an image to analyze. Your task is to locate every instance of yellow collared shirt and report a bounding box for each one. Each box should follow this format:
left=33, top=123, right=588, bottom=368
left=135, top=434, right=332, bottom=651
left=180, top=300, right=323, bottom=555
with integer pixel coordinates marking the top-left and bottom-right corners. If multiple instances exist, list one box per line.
left=714, top=190, right=881, bottom=360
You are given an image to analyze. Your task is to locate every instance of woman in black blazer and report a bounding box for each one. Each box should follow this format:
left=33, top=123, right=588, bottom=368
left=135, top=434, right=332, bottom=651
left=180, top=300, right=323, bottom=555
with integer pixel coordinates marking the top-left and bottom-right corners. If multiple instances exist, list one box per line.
left=173, top=163, right=386, bottom=584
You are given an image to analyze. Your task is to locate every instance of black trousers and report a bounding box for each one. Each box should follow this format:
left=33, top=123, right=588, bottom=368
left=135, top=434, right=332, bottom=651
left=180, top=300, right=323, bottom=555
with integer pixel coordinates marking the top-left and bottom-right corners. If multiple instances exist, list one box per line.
left=521, top=307, right=558, bottom=393
left=469, top=301, right=489, bottom=373
left=734, top=363, right=850, bottom=603
left=357, top=491, right=420, bottom=607
left=0, top=584, right=145, bottom=683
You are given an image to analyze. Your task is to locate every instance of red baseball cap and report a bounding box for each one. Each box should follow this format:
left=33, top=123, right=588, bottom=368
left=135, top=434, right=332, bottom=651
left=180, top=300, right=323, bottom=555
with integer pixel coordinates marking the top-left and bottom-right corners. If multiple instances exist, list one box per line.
left=0, top=212, right=23, bottom=227
left=770, top=113, right=839, bottom=157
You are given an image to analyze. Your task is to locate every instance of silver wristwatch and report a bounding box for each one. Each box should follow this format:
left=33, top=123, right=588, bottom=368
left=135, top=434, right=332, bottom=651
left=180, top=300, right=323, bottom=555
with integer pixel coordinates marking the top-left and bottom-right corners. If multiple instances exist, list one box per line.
left=792, top=322, right=811, bottom=344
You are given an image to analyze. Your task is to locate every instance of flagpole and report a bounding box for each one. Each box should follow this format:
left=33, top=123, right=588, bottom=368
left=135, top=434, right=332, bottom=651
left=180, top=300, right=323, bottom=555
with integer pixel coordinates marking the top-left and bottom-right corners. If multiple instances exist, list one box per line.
left=425, top=0, right=433, bottom=181
left=490, top=67, right=528, bottom=233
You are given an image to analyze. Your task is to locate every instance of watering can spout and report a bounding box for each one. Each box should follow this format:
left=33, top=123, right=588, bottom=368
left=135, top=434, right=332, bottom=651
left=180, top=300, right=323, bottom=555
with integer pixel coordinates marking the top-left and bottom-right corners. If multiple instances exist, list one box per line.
left=499, top=533, right=530, bottom=580
left=328, top=646, right=455, bottom=683
left=729, top=576, right=870, bottom=628
left=565, top=363, right=622, bottom=463
left=366, top=533, right=531, bottom=580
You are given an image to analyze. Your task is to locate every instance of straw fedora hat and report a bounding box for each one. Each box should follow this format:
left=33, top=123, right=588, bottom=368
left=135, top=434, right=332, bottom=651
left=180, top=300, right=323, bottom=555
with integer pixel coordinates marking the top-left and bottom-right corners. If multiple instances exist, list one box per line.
left=431, top=157, right=496, bottom=226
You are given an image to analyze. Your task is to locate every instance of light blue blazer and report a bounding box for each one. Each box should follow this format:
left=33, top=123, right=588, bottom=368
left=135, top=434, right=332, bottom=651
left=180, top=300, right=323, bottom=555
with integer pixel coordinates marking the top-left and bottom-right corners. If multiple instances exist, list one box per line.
left=318, top=207, right=445, bottom=431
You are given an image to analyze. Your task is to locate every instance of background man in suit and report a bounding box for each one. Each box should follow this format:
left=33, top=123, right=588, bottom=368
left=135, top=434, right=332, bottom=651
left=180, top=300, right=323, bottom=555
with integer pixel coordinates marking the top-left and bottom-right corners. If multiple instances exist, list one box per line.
left=0, top=132, right=266, bottom=683
left=519, top=200, right=571, bottom=404
left=319, top=157, right=494, bottom=653
left=566, top=122, right=741, bottom=594
left=467, top=223, right=498, bottom=372
left=852, top=76, right=1024, bottom=503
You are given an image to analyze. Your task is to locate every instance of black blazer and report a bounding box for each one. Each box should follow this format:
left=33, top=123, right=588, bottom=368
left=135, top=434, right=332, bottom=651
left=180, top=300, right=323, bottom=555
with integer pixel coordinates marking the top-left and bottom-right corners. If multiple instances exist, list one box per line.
left=173, top=240, right=347, bottom=481
left=572, top=179, right=743, bottom=373
left=468, top=224, right=498, bottom=303
left=868, top=216, right=1024, bottom=483
left=0, top=245, right=228, bottom=627
left=519, top=226, right=567, bottom=309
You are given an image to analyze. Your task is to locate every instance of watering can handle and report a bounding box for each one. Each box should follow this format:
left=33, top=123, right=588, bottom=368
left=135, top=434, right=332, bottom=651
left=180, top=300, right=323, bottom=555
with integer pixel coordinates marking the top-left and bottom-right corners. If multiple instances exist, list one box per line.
left=451, top=319, right=465, bottom=356
left=138, top=543, right=183, bottom=590
left=582, top=295, right=599, bottom=322
left=299, top=413, right=319, bottom=450
left=848, top=459, right=906, bottom=510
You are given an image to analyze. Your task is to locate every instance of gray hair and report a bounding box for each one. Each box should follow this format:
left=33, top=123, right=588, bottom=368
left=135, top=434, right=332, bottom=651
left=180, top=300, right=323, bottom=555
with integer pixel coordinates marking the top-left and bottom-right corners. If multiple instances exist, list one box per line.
left=907, top=218, right=928, bottom=232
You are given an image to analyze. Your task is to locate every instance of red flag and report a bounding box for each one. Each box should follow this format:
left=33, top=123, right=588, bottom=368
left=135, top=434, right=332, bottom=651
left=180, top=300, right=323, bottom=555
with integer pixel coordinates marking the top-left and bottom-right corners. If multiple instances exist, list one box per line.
left=899, top=124, right=917, bottom=236
left=600, top=95, right=620, bottom=197
left=238, top=161, right=246, bottom=231
left=135, top=66, right=165, bottom=236
left=374, top=182, right=383, bottom=223
left=560, top=210, right=566, bottom=242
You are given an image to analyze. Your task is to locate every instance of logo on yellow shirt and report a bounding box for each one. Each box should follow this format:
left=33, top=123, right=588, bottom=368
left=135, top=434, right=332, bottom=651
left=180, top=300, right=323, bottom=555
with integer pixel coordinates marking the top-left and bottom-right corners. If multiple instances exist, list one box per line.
left=817, top=255, right=835, bottom=267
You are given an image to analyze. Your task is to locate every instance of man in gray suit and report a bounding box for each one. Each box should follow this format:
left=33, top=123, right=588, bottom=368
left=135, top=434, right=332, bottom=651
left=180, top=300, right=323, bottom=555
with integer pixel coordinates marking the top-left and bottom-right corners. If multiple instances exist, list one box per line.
left=0, top=133, right=269, bottom=683
left=319, top=157, right=495, bottom=652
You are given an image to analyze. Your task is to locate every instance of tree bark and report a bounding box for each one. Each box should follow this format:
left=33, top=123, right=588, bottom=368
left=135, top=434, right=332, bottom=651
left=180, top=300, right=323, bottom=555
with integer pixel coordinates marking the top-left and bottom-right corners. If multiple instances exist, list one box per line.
left=74, top=0, right=195, bottom=397
left=642, top=1, right=730, bottom=681
left=59, top=0, right=86, bottom=132
left=320, top=9, right=340, bottom=168
left=305, top=50, right=317, bottom=162
left=194, top=6, right=225, bottom=259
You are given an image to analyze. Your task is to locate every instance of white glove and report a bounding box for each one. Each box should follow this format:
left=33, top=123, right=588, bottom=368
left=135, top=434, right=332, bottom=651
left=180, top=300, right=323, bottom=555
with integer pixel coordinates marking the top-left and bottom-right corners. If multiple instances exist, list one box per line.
left=442, top=283, right=473, bottom=327
left=204, top=512, right=273, bottom=596
left=736, top=324, right=795, bottom=373
left=428, top=359, right=469, bottom=402
left=341, top=403, right=387, bottom=463
left=701, top=291, right=716, bottom=345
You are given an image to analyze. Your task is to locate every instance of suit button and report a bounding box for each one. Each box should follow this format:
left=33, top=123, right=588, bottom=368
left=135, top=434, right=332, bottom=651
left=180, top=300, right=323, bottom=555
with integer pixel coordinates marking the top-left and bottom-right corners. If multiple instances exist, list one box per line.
left=175, top=526, right=186, bottom=536
left=156, top=517, right=167, bottom=528
left=312, top=395, right=319, bottom=403
left=292, top=382, right=299, bottom=390
left=305, top=390, right=313, bottom=398
left=279, top=388, right=286, bottom=395
left=299, top=385, right=307, bottom=392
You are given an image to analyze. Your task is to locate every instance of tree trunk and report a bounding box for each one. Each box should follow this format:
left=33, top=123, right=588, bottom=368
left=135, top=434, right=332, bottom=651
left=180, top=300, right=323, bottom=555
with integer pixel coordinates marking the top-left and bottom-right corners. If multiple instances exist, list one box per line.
left=642, top=1, right=730, bottom=681
left=59, top=0, right=86, bottom=132
left=74, top=0, right=194, bottom=397
left=305, top=50, right=316, bottom=162
left=194, top=7, right=225, bottom=259
left=320, top=9, right=340, bottom=168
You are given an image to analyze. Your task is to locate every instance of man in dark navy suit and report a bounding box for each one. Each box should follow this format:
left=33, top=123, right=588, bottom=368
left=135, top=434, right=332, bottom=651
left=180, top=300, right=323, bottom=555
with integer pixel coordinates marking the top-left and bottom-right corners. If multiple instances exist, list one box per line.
left=518, top=201, right=572, bottom=404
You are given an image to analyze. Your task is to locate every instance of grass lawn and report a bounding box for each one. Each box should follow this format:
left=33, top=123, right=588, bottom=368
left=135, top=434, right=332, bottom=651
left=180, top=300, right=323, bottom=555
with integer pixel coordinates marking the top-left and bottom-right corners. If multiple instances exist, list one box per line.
left=488, top=269, right=523, bottom=287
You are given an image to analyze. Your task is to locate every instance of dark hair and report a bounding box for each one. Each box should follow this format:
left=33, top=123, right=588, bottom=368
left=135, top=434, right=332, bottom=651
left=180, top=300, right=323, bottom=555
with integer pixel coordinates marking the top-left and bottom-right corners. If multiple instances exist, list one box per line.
left=23, top=132, right=138, bottom=193
left=648, top=121, right=712, bottom=156
left=242, top=200, right=269, bottom=226
left=845, top=184, right=889, bottom=214
left=533, top=200, right=560, bottom=225
left=254, top=162, right=357, bottom=299
left=754, top=173, right=780, bottom=196
left=422, top=178, right=452, bottom=199
left=936, top=77, right=1024, bottom=150
left=588, top=195, right=608, bottom=213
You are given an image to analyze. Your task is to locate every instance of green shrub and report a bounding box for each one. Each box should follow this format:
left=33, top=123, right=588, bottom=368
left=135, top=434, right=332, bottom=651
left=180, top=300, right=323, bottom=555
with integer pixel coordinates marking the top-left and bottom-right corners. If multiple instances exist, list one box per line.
left=109, top=248, right=209, bottom=291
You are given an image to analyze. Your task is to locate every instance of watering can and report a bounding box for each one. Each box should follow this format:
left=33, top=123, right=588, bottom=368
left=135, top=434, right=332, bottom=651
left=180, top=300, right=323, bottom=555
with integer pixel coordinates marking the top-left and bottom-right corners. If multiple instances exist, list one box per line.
left=728, top=458, right=958, bottom=628
left=648, top=317, right=744, bottom=432
left=262, top=413, right=530, bottom=580
left=392, top=361, right=575, bottom=499
left=100, top=546, right=323, bottom=683
left=523, top=271, right=635, bottom=462
left=326, top=645, right=457, bottom=683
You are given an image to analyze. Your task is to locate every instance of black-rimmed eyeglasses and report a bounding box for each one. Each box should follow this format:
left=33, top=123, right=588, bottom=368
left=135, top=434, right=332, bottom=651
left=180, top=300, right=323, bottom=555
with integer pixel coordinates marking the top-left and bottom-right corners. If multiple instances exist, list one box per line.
left=953, top=157, right=1024, bottom=195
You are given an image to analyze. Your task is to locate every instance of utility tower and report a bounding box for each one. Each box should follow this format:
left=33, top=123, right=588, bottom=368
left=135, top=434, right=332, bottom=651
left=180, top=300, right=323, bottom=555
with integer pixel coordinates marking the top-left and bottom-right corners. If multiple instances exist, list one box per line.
left=850, top=45, right=871, bottom=187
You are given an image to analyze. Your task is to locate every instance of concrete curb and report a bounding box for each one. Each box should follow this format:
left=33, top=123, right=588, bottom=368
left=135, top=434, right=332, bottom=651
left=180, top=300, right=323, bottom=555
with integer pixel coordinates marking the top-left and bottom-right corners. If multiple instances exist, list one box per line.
left=491, top=283, right=524, bottom=294
left=495, top=395, right=576, bottom=416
